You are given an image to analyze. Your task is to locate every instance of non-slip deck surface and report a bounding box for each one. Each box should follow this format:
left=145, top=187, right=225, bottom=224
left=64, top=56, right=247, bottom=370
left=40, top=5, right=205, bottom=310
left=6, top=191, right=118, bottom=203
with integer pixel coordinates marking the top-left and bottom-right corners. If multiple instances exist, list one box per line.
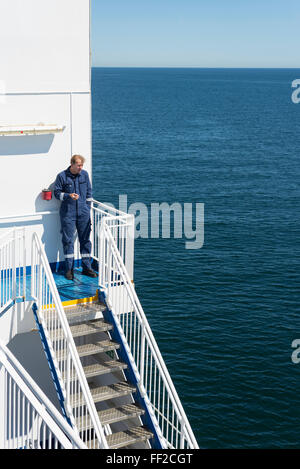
left=52, top=267, right=98, bottom=302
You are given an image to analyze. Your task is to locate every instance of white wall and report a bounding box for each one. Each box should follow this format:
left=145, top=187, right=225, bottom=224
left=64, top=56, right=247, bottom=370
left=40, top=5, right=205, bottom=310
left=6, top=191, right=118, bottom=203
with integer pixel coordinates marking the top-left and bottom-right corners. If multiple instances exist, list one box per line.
left=0, top=0, right=90, bottom=94
left=0, top=0, right=92, bottom=265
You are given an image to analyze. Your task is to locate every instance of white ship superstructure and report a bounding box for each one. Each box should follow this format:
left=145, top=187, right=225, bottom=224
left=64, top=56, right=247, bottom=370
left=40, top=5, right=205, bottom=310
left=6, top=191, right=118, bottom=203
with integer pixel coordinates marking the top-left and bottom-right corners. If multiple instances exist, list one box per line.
left=0, top=0, right=198, bottom=449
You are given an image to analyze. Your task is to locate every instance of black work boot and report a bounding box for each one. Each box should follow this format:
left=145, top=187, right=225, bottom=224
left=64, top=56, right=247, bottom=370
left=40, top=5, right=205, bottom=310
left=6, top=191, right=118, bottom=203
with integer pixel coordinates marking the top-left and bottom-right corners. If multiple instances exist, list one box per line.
left=65, top=269, right=74, bottom=280
left=82, top=268, right=97, bottom=278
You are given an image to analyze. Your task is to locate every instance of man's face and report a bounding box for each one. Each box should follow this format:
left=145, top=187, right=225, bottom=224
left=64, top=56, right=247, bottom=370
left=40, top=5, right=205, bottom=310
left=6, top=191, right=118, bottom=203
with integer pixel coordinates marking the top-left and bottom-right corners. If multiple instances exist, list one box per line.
left=71, top=159, right=83, bottom=174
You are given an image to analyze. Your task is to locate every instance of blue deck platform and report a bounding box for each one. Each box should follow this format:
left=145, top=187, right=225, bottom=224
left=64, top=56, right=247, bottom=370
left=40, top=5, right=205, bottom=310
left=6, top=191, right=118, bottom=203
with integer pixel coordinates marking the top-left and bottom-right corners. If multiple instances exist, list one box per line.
left=52, top=267, right=98, bottom=302
left=1, top=266, right=99, bottom=310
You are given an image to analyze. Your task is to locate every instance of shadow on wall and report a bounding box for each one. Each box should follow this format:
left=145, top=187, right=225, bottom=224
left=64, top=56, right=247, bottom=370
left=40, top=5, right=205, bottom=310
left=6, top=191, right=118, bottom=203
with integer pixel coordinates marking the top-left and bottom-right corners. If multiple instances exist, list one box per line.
left=7, top=330, right=61, bottom=411
left=35, top=180, right=58, bottom=211
left=34, top=187, right=64, bottom=266
left=0, top=134, right=54, bottom=155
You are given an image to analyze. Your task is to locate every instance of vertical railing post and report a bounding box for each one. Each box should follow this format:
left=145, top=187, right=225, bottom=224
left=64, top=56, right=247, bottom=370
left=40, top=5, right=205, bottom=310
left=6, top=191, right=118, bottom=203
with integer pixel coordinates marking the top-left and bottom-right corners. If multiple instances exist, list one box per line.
left=98, top=222, right=106, bottom=291
left=125, top=215, right=135, bottom=281
left=98, top=219, right=101, bottom=285
left=22, top=228, right=26, bottom=300
left=90, top=203, right=95, bottom=260
left=31, top=235, right=35, bottom=300
left=66, top=349, right=71, bottom=406
left=180, top=423, right=185, bottom=449
left=140, top=328, right=145, bottom=387
left=107, top=235, right=112, bottom=301
left=38, top=249, right=43, bottom=310
left=12, top=229, right=16, bottom=301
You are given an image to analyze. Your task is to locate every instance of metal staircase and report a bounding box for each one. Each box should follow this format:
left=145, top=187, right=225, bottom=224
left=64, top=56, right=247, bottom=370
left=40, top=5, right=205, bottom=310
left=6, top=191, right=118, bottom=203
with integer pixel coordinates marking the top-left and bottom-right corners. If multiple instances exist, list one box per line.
left=29, top=201, right=199, bottom=450
left=47, top=300, right=154, bottom=449
left=0, top=224, right=198, bottom=449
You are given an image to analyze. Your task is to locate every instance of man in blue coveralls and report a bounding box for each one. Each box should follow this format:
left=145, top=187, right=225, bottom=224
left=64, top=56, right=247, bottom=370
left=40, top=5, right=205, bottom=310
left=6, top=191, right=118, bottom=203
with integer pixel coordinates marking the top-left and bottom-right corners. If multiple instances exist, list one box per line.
left=54, top=154, right=97, bottom=280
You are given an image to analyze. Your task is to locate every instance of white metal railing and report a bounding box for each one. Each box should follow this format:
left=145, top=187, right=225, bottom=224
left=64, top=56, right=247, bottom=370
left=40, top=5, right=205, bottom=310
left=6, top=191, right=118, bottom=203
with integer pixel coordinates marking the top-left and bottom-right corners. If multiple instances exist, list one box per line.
left=91, top=199, right=135, bottom=282
left=0, top=341, right=86, bottom=449
left=31, top=232, right=109, bottom=449
left=0, top=228, right=26, bottom=314
left=0, top=208, right=198, bottom=449
left=98, top=222, right=199, bottom=449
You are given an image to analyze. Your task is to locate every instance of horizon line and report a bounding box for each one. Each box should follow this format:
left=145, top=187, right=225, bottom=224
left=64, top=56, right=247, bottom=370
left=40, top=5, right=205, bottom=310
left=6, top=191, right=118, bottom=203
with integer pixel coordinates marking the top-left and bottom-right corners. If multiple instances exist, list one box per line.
left=91, top=66, right=300, bottom=70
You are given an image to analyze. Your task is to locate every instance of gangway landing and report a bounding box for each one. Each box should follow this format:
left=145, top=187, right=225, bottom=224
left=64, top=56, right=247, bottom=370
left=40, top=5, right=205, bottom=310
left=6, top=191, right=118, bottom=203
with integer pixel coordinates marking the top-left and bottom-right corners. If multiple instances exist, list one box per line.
left=35, top=267, right=155, bottom=449
left=52, top=267, right=99, bottom=303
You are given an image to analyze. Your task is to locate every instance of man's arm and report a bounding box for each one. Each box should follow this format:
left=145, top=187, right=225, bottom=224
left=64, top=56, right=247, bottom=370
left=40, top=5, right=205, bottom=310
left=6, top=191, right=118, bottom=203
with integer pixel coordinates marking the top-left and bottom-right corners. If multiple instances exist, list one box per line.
left=86, top=173, right=93, bottom=207
left=54, top=173, right=70, bottom=201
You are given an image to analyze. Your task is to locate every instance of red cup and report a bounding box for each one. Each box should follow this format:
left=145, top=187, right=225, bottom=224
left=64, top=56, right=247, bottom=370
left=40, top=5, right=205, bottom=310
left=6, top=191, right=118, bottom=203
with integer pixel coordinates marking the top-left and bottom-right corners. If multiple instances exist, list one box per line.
left=42, top=189, right=52, bottom=201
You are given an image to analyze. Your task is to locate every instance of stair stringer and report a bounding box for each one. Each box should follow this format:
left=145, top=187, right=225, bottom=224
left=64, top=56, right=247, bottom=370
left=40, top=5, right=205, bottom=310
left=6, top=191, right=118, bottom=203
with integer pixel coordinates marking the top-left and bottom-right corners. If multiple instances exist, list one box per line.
left=100, top=294, right=165, bottom=449
left=32, top=302, right=73, bottom=427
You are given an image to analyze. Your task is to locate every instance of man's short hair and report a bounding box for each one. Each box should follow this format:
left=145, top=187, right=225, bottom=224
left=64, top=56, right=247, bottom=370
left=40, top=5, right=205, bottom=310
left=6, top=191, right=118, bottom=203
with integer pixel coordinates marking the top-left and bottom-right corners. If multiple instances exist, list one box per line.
left=70, top=154, right=85, bottom=165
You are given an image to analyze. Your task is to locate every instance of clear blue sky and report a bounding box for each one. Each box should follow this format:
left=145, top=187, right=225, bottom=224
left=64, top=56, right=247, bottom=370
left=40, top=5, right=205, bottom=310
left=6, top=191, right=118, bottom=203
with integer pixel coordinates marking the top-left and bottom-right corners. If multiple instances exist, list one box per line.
left=91, top=0, right=300, bottom=68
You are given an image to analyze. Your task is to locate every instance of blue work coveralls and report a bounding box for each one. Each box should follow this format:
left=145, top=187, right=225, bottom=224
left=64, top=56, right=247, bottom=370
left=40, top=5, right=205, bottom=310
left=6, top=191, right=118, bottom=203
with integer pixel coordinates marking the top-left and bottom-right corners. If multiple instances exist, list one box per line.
left=54, top=167, right=93, bottom=272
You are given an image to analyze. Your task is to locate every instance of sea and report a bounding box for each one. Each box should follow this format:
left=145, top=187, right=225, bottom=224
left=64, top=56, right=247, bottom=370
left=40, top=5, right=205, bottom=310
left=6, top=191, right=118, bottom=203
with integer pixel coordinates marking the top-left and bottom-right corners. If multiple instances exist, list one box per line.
left=91, top=68, right=300, bottom=449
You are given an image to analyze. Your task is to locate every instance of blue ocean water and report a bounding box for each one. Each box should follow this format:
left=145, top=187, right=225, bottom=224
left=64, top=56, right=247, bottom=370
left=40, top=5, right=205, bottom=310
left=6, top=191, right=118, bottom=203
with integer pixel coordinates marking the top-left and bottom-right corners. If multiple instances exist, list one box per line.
left=92, top=68, right=300, bottom=449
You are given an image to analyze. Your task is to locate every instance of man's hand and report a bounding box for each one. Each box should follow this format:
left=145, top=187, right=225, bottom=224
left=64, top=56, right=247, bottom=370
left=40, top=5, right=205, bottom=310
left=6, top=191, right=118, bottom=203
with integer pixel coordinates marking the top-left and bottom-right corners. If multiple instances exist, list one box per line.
left=70, top=193, right=79, bottom=200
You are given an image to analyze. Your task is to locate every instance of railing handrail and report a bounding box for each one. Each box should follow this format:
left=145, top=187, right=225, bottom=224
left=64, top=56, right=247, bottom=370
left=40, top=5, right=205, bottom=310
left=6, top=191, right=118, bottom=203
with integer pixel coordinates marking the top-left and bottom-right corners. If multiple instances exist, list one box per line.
left=0, top=340, right=87, bottom=449
left=100, top=221, right=199, bottom=449
left=91, top=199, right=130, bottom=218
left=31, top=232, right=109, bottom=449
left=92, top=208, right=132, bottom=225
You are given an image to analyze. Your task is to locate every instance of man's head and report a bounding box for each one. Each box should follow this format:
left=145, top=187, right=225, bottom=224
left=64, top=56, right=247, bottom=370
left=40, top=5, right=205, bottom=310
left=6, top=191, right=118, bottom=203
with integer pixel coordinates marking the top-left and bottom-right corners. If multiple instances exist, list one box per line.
left=70, top=154, right=85, bottom=175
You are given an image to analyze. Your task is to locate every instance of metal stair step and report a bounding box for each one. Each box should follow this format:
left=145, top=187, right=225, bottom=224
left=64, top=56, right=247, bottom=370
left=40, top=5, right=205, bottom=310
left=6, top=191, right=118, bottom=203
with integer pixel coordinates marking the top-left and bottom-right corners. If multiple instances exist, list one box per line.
left=76, top=340, right=120, bottom=357
left=107, top=426, right=153, bottom=449
left=49, top=319, right=113, bottom=341
left=64, top=302, right=106, bottom=320
left=76, top=403, right=145, bottom=431
left=62, top=359, right=127, bottom=381
left=42, top=302, right=106, bottom=326
left=83, top=359, right=127, bottom=378
left=57, top=340, right=120, bottom=361
left=72, top=382, right=136, bottom=408
left=86, top=426, right=153, bottom=449
left=99, top=404, right=145, bottom=426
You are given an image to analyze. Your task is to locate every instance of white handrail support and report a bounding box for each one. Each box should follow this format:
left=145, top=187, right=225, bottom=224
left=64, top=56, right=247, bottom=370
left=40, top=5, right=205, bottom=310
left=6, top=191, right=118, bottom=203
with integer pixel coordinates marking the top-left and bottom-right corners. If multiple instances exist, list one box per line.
left=98, top=220, right=199, bottom=449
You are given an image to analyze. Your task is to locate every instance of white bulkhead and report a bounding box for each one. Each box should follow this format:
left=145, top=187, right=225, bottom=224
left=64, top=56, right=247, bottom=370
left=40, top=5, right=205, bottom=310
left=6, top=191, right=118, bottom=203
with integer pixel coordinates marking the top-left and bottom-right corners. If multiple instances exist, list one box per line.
left=0, top=0, right=92, bottom=265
